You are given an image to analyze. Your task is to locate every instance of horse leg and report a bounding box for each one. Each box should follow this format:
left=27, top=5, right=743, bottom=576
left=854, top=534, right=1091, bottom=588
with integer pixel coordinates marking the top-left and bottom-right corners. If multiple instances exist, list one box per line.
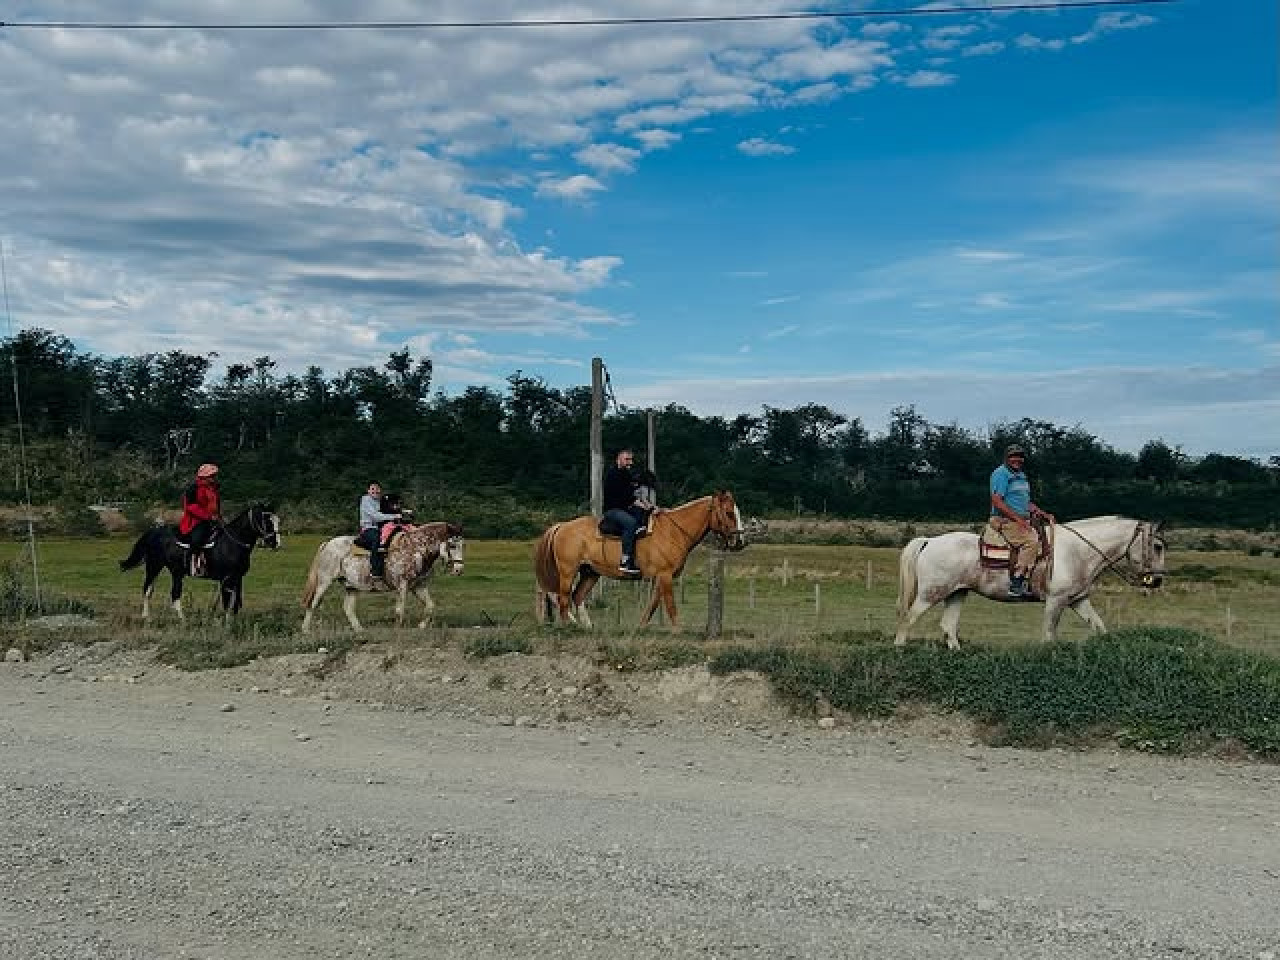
left=937, top=591, right=968, bottom=651
left=394, top=584, right=408, bottom=627
left=301, top=568, right=338, bottom=634
left=170, top=568, right=186, bottom=621
left=639, top=577, right=664, bottom=626
left=1042, top=595, right=1070, bottom=643
left=571, top=571, right=599, bottom=628
left=412, top=582, right=435, bottom=629
left=654, top=574, right=679, bottom=630
left=557, top=567, right=578, bottom=625
left=342, top=589, right=363, bottom=632
left=140, top=559, right=162, bottom=621
left=893, top=595, right=936, bottom=647
left=1070, top=596, right=1107, bottom=634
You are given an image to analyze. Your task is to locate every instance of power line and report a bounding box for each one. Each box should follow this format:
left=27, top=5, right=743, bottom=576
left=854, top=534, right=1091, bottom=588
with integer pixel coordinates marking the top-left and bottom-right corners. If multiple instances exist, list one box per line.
left=0, top=1, right=1176, bottom=32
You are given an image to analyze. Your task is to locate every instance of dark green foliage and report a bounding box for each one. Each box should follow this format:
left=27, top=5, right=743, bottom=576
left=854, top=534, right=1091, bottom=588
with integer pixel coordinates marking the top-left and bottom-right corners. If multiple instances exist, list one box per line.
left=3, top=328, right=1279, bottom=532
left=710, top=628, right=1280, bottom=757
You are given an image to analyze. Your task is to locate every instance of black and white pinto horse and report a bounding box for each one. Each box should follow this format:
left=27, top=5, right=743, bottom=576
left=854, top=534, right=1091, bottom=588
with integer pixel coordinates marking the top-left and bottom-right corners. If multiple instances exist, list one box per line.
left=119, top=503, right=282, bottom=620
left=895, top=515, right=1166, bottom=648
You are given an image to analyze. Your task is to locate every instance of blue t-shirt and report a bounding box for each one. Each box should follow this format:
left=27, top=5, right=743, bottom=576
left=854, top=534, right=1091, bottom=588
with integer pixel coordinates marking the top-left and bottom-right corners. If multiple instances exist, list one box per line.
left=990, top=464, right=1031, bottom=518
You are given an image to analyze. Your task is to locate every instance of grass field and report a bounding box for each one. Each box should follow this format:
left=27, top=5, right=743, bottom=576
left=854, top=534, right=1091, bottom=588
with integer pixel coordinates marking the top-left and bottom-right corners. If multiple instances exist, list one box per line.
left=2, top=534, right=1278, bottom=654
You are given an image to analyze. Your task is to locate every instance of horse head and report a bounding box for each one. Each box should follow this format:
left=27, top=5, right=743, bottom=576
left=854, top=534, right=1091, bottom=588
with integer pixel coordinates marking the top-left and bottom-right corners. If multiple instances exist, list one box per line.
left=1133, top=519, right=1167, bottom=589
left=252, top=502, right=282, bottom=550
left=441, top=525, right=466, bottom=576
left=709, top=491, right=748, bottom=552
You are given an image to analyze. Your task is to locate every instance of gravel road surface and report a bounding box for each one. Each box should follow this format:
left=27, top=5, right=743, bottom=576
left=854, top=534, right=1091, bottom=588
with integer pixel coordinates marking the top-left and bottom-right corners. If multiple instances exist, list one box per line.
left=2, top=659, right=1277, bottom=959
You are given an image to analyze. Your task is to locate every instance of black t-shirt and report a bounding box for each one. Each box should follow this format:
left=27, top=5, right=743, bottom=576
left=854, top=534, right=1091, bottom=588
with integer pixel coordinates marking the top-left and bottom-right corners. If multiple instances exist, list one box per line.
left=603, top=465, right=636, bottom=511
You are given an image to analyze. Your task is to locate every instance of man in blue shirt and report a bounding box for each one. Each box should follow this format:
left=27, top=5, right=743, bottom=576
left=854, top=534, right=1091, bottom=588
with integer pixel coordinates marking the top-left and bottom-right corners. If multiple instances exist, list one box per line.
left=989, top=444, right=1054, bottom=597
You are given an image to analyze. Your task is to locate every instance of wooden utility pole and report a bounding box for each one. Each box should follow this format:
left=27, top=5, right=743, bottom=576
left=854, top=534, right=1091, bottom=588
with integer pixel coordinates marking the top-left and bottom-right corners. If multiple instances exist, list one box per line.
left=590, top=357, right=604, bottom=517
left=646, top=410, right=656, bottom=473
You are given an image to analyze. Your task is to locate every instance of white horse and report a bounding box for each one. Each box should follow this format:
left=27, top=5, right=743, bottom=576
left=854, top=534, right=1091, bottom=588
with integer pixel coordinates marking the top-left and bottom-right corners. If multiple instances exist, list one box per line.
left=300, top=522, right=465, bottom=633
left=895, top=516, right=1166, bottom=649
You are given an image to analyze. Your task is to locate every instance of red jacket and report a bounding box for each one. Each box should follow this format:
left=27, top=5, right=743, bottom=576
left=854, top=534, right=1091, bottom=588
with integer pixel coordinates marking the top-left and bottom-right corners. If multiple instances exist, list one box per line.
left=179, top=478, right=221, bottom=534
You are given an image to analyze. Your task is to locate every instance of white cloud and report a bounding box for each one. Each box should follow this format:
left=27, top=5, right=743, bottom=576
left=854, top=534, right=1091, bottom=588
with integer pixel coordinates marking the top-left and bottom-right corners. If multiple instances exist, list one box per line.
left=923, top=25, right=979, bottom=52
left=618, top=365, right=1280, bottom=457
left=1072, top=12, right=1157, bottom=45
left=861, top=21, right=906, bottom=39
left=737, top=137, right=795, bottom=157
left=902, top=70, right=956, bottom=89
left=963, top=41, right=1005, bottom=57
left=574, top=142, right=641, bottom=174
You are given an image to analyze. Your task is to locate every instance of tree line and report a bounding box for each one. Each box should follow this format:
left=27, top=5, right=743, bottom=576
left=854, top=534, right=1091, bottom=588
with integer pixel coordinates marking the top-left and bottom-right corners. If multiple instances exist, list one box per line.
left=2, top=328, right=1276, bottom=536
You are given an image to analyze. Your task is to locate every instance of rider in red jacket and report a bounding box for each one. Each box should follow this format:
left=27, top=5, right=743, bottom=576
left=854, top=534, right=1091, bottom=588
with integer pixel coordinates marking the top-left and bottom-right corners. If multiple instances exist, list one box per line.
left=179, top=464, right=222, bottom=573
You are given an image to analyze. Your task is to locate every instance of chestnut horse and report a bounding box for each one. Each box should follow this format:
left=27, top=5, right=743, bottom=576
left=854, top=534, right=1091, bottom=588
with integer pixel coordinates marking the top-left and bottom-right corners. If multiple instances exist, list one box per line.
left=534, top=492, right=747, bottom=629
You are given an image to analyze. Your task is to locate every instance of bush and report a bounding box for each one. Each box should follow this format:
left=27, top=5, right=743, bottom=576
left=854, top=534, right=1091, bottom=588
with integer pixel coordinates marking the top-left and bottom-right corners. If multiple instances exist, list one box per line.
left=0, top=562, right=96, bottom=622
left=710, top=627, right=1280, bottom=757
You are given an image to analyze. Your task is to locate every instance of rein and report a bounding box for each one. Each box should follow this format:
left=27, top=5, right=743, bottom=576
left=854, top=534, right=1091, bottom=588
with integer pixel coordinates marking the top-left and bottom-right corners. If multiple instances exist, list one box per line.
left=661, top=499, right=713, bottom=547
left=1059, top=522, right=1150, bottom=587
left=218, top=508, right=272, bottom=550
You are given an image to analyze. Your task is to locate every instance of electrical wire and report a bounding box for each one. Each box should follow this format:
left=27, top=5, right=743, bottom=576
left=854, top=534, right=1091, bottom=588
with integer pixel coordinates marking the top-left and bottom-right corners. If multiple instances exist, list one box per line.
left=0, top=0, right=1177, bottom=31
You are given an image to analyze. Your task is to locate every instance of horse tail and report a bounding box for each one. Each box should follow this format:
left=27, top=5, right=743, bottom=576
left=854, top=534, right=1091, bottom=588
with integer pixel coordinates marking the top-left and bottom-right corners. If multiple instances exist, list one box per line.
left=301, top=547, right=324, bottom=609
left=897, top=536, right=928, bottom=618
left=534, top=524, right=562, bottom=594
left=119, top=531, right=151, bottom=572
left=533, top=524, right=563, bottom=622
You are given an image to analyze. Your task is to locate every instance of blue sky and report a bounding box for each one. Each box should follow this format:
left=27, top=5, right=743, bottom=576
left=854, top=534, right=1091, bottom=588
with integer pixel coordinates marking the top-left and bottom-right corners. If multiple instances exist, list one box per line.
left=1, top=1, right=1276, bottom=455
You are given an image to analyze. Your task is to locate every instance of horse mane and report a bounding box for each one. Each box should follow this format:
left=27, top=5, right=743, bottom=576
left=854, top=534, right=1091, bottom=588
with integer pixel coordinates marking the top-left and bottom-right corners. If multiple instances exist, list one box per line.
left=1064, top=515, right=1133, bottom=528
left=666, top=494, right=714, bottom=512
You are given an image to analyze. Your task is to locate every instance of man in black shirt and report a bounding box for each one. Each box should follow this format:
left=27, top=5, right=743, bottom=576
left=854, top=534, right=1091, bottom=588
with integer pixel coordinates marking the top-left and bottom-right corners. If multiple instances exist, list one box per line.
left=603, top=448, right=643, bottom=576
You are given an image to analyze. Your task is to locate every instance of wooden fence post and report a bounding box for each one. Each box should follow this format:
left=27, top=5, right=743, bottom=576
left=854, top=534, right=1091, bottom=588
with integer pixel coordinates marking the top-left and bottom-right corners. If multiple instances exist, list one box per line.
left=707, top=549, right=725, bottom=639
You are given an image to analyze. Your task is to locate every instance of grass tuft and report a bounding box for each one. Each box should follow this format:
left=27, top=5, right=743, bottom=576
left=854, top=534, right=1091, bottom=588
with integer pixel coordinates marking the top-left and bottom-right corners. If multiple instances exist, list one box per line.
left=464, top=632, right=533, bottom=659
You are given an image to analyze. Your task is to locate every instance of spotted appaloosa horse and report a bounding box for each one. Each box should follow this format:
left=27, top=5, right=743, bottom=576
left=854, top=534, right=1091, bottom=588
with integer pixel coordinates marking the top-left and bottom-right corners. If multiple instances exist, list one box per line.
left=300, top=521, right=464, bottom=632
left=895, top=516, right=1166, bottom=648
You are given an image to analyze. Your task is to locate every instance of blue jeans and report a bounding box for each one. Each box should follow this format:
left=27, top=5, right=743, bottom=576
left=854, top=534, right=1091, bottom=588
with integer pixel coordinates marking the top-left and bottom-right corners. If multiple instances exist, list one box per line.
left=603, top=508, right=639, bottom=558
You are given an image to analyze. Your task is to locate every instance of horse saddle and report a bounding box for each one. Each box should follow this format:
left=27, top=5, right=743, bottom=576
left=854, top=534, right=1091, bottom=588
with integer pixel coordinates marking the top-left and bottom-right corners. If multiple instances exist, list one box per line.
left=978, top=525, right=1012, bottom=569
left=596, top=515, right=649, bottom=540
left=176, top=530, right=218, bottom=550
left=980, top=522, right=1052, bottom=597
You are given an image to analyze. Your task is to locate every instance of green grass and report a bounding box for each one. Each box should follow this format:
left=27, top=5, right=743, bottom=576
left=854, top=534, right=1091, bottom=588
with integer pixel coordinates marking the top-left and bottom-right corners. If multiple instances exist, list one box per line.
left=1, top=535, right=1277, bottom=655
left=710, top=627, right=1280, bottom=757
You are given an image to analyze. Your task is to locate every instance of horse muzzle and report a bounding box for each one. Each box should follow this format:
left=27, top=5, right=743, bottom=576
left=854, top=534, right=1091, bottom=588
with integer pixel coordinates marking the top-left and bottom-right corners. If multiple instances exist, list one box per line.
left=1141, top=573, right=1163, bottom=589
left=723, top=532, right=748, bottom=552
left=449, top=561, right=465, bottom=576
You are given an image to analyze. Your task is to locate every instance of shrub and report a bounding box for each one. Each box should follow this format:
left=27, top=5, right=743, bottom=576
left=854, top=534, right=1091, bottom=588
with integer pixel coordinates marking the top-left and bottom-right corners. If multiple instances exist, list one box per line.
left=0, top=562, right=95, bottom=622
left=710, top=627, right=1280, bottom=757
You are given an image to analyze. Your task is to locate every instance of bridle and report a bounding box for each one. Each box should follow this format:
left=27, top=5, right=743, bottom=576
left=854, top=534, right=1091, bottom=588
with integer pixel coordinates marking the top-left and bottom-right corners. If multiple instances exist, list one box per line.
left=441, top=535, right=465, bottom=574
left=219, top=506, right=279, bottom=550
left=663, top=496, right=745, bottom=550
left=1060, top=521, right=1162, bottom=588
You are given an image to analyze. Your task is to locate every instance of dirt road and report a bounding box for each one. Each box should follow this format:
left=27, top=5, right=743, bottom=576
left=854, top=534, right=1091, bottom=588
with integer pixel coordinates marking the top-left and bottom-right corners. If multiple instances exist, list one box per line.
left=2, top=653, right=1277, bottom=960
